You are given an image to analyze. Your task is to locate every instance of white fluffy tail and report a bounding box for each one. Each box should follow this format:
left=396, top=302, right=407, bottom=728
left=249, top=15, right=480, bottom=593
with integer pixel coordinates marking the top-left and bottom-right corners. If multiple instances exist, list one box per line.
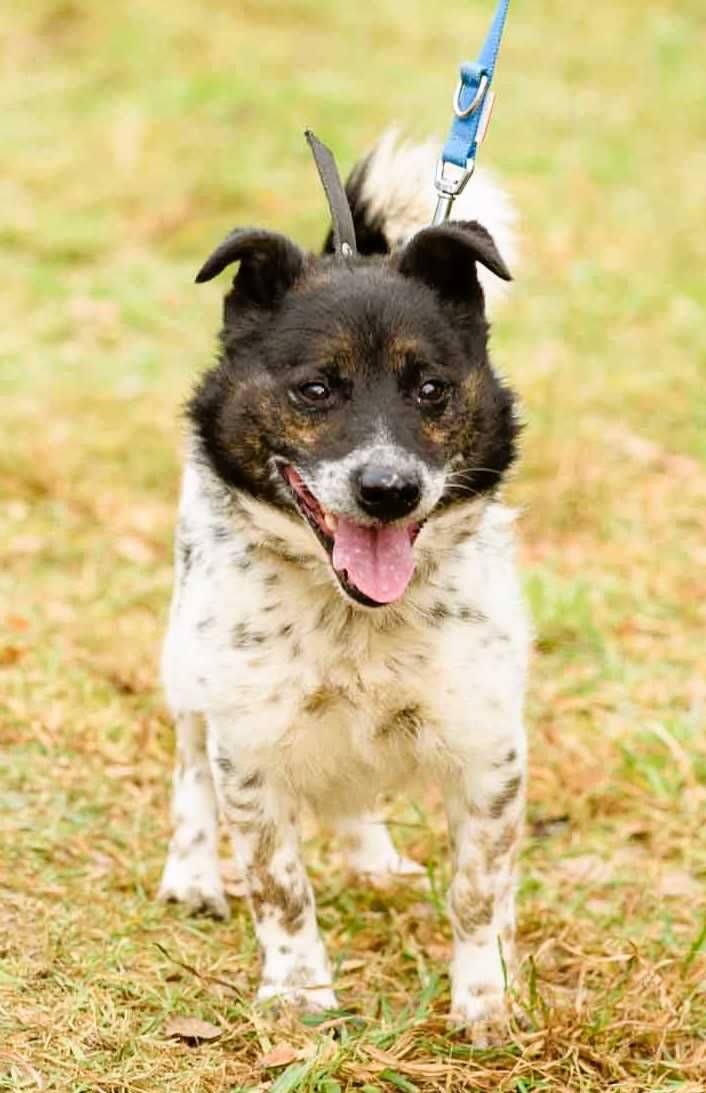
left=343, top=130, right=518, bottom=311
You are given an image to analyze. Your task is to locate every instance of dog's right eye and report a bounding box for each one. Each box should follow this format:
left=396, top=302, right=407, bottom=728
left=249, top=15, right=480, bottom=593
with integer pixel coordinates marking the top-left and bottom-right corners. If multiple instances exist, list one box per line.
left=296, top=381, right=331, bottom=404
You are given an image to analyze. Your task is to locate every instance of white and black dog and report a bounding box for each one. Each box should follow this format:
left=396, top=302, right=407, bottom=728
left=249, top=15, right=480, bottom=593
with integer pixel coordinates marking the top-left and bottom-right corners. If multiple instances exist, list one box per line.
left=159, top=133, right=529, bottom=1033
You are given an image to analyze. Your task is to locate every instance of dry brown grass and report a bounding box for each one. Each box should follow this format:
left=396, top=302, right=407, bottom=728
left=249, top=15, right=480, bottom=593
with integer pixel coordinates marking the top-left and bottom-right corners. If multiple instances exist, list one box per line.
left=1, top=1, right=705, bottom=1089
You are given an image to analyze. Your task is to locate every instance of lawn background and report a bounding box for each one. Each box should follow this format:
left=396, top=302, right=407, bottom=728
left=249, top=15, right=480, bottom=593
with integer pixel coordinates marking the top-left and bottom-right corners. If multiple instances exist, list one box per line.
left=1, top=1, right=705, bottom=1089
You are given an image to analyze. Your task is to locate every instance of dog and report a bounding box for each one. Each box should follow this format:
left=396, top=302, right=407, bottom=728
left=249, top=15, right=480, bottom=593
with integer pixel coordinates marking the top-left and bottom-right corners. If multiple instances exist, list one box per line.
left=159, top=132, right=529, bottom=1034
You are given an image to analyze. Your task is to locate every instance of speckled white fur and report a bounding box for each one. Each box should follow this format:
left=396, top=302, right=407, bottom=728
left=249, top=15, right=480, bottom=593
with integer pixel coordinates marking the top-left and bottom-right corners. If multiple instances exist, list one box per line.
left=158, top=139, right=529, bottom=1031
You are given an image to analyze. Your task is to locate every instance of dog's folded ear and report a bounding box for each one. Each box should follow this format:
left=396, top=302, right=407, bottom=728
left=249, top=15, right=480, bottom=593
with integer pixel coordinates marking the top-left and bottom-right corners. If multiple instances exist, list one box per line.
left=397, top=221, right=511, bottom=303
left=195, top=228, right=305, bottom=311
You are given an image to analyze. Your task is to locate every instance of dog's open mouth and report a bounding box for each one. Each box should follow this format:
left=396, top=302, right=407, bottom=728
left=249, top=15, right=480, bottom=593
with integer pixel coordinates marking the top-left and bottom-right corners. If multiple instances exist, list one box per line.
left=281, top=466, right=419, bottom=608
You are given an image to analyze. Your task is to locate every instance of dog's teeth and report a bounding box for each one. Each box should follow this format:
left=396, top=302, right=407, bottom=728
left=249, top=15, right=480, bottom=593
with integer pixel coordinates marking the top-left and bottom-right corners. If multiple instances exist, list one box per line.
left=323, top=513, right=338, bottom=533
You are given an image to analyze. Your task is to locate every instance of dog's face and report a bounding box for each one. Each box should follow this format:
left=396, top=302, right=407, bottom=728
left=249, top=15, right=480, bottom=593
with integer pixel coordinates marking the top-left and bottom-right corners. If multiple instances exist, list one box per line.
left=190, top=223, right=519, bottom=607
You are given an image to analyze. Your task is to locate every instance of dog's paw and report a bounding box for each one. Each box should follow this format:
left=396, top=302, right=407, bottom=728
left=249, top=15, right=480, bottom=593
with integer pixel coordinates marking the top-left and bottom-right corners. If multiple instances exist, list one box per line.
left=448, top=983, right=509, bottom=1040
left=354, top=855, right=429, bottom=889
left=257, top=980, right=338, bottom=1013
left=158, top=855, right=230, bottom=920
left=447, top=987, right=509, bottom=1047
left=257, top=949, right=337, bottom=1013
left=447, top=1012, right=511, bottom=1048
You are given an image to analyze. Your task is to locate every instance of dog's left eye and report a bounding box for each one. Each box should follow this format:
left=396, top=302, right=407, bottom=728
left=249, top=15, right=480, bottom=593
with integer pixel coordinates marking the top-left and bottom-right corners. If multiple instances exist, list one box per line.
left=417, top=379, right=448, bottom=405
left=297, top=381, right=331, bottom=403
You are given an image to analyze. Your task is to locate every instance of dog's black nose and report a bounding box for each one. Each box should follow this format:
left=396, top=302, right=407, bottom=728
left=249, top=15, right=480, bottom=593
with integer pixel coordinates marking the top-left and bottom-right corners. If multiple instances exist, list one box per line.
left=355, top=464, right=421, bottom=521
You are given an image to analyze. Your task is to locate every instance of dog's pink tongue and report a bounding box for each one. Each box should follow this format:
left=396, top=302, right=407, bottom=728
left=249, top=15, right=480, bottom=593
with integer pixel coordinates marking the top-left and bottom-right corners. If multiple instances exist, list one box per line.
left=332, top=518, right=415, bottom=604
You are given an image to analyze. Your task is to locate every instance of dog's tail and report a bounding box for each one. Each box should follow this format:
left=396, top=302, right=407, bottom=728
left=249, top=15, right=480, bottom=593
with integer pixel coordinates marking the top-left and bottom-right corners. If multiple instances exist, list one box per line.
left=326, top=129, right=518, bottom=311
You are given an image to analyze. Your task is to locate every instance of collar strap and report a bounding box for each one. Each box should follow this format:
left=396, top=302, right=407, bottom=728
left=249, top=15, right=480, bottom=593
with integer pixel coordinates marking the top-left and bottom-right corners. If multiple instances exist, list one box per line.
left=305, top=129, right=357, bottom=259
left=433, top=0, right=511, bottom=224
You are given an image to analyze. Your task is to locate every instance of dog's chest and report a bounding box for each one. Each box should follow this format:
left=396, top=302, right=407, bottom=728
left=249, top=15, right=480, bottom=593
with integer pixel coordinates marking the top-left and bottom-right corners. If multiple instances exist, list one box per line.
left=168, top=549, right=452, bottom=806
left=246, top=588, right=444, bottom=800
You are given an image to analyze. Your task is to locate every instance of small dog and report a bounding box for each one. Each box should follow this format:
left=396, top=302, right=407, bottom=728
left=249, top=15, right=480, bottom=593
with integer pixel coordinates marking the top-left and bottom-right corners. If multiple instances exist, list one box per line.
left=159, top=133, right=529, bottom=1033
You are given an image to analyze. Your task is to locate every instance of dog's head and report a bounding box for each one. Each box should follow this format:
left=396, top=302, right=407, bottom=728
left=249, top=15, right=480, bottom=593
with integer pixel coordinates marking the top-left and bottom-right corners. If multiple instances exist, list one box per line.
left=190, top=222, right=519, bottom=607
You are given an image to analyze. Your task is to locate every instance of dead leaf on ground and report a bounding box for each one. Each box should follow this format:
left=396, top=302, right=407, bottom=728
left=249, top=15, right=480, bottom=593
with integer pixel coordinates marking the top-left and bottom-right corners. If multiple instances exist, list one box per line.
left=164, top=1016, right=221, bottom=1043
left=0, top=646, right=24, bottom=667
left=258, top=1043, right=300, bottom=1069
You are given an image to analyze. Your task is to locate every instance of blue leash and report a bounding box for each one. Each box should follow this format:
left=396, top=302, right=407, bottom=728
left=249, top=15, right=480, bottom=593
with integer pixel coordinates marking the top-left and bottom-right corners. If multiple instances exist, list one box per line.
left=432, top=0, right=511, bottom=225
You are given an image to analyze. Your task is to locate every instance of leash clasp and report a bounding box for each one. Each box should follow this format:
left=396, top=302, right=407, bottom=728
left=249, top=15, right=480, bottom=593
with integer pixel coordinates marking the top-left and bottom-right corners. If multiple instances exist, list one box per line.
left=432, top=158, right=473, bottom=226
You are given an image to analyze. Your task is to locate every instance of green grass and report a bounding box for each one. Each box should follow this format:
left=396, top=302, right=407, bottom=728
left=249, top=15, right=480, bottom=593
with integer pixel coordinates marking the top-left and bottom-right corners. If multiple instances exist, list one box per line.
left=1, top=1, right=705, bottom=1089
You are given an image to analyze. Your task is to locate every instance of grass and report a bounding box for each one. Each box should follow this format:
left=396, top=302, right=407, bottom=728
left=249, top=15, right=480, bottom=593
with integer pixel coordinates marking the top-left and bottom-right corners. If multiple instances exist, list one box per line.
left=1, top=0, right=705, bottom=1088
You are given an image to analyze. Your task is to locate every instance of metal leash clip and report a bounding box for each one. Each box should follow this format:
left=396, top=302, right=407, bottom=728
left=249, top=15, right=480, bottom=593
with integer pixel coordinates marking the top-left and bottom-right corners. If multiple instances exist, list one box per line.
left=432, top=159, right=474, bottom=227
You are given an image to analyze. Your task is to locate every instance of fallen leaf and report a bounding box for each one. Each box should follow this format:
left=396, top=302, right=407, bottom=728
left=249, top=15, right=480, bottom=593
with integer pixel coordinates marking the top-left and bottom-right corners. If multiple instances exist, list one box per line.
left=0, top=646, right=24, bottom=667
left=164, top=1016, right=221, bottom=1042
left=258, top=1043, right=299, bottom=1069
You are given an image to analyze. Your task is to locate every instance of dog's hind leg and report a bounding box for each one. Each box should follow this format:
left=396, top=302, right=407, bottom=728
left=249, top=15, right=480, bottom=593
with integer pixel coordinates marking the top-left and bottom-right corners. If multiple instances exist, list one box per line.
left=335, top=813, right=427, bottom=884
left=158, top=711, right=229, bottom=920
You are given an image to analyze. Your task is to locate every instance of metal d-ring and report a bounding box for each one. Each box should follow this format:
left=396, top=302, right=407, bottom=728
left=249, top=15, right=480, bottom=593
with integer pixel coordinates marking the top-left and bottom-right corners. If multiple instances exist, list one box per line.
left=453, top=72, right=489, bottom=118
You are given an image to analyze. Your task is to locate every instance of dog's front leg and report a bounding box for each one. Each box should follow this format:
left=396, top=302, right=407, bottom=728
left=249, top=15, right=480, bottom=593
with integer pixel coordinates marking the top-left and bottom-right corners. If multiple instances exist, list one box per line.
left=210, top=737, right=336, bottom=1011
left=442, top=746, right=524, bottom=1038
